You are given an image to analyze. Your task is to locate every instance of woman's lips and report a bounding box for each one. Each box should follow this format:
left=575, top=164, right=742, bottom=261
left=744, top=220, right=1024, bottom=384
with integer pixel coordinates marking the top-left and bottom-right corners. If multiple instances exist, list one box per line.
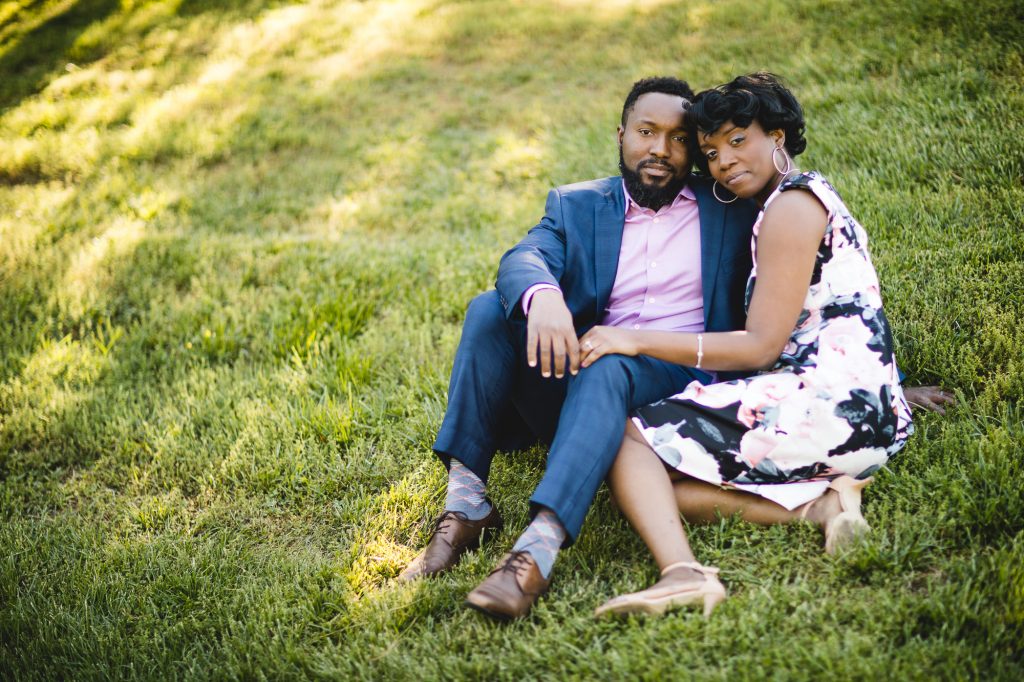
left=725, top=171, right=748, bottom=186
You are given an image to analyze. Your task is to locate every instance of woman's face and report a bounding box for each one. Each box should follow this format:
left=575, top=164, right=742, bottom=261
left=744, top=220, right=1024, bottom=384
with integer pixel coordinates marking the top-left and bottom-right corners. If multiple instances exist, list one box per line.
left=698, top=119, right=786, bottom=203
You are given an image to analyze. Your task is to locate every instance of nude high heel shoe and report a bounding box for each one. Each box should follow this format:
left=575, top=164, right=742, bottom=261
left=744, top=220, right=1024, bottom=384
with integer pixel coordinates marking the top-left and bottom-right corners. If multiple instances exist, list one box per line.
left=823, top=475, right=873, bottom=554
left=594, top=561, right=727, bottom=618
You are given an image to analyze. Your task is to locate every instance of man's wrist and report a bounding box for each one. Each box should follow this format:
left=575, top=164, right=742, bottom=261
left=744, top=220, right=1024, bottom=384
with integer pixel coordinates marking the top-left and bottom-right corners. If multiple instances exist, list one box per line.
left=522, top=283, right=561, bottom=315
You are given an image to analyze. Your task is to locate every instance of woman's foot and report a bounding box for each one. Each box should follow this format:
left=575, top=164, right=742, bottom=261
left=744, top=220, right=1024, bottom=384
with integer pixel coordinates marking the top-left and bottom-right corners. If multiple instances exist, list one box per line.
left=800, top=476, right=873, bottom=553
left=594, top=561, right=726, bottom=618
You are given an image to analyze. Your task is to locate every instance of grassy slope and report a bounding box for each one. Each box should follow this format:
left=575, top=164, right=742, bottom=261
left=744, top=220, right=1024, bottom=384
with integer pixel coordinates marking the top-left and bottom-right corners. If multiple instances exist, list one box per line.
left=1, top=0, right=1022, bottom=678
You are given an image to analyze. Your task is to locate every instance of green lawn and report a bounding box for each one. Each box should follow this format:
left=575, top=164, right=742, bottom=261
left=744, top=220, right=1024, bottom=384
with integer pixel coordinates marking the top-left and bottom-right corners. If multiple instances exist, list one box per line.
left=1, top=0, right=1022, bottom=679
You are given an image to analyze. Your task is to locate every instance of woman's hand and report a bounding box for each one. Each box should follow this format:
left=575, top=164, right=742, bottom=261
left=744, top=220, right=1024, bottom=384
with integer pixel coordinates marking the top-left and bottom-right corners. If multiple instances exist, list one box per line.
left=903, top=386, right=956, bottom=415
left=578, top=326, right=641, bottom=368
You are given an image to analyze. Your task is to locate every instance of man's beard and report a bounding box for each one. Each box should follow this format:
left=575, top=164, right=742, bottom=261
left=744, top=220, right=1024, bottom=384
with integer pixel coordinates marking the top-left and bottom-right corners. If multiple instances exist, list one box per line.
left=619, top=147, right=689, bottom=211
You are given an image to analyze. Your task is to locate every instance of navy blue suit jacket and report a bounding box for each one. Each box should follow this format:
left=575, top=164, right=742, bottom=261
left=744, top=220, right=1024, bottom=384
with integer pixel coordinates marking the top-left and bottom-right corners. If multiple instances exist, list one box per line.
left=495, top=175, right=758, bottom=353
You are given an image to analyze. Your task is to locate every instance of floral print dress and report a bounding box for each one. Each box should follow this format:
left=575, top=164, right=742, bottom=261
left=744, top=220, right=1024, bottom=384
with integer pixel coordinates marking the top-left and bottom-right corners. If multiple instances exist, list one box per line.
left=632, top=172, right=913, bottom=506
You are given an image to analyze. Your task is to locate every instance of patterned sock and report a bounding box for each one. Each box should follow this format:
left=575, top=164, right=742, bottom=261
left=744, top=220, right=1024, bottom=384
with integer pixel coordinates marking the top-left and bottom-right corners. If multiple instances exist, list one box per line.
left=444, top=460, right=492, bottom=521
left=511, top=507, right=566, bottom=579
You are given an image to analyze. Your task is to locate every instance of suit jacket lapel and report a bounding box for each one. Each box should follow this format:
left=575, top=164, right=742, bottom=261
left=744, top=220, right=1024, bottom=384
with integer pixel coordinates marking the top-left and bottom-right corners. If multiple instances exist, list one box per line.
left=693, top=180, right=726, bottom=330
left=594, top=181, right=626, bottom=319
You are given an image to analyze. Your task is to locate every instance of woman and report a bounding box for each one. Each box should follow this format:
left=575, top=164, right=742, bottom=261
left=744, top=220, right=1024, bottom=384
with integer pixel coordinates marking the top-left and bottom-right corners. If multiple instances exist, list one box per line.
left=576, top=73, right=914, bottom=617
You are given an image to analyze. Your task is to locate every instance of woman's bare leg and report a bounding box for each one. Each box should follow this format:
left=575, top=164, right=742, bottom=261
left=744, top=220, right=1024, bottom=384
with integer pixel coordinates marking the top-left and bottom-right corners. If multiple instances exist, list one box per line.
left=670, top=476, right=841, bottom=529
left=597, top=422, right=727, bottom=616
left=608, top=422, right=698, bottom=575
left=609, top=422, right=844, bottom=567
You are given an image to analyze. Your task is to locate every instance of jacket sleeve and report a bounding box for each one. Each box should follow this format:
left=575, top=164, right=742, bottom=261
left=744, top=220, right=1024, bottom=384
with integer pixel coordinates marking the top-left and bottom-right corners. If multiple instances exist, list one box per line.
left=494, top=188, right=568, bottom=319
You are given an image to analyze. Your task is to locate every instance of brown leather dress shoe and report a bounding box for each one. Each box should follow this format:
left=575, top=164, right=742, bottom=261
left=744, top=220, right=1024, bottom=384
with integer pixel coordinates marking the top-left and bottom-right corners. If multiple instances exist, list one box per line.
left=464, top=551, right=550, bottom=621
left=396, top=506, right=503, bottom=582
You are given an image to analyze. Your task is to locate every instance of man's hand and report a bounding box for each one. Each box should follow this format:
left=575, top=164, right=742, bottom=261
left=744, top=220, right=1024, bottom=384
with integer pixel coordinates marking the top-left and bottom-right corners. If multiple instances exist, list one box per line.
left=904, top=386, right=956, bottom=415
left=578, top=325, right=641, bottom=368
left=526, top=289, right=579, bottom=378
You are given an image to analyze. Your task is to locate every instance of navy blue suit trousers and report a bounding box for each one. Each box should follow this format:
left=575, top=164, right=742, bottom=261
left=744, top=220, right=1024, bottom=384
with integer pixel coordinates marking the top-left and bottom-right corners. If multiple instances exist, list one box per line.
left=432, top=290, right=711, bottom=544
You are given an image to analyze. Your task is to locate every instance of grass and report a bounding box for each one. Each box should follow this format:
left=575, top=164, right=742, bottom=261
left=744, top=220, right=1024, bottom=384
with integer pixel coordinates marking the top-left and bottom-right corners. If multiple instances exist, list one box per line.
left=1, top=0, right=1022, bottom=678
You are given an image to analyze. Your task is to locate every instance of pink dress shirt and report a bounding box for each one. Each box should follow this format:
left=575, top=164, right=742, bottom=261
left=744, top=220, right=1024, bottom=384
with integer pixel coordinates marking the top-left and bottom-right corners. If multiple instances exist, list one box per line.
left=603, top=182, right=704, bottom=331
left=524, top=182, right=705, bottom=333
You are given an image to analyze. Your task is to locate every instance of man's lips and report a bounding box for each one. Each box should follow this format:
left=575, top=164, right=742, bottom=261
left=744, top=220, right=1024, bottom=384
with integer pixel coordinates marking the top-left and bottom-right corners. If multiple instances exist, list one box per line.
left=640, top=163, right=673, bottom=178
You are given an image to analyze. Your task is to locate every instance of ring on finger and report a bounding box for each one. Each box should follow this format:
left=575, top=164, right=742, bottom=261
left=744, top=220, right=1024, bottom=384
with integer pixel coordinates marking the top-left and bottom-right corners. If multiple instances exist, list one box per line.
left=583, top=340, right=593, bottom=350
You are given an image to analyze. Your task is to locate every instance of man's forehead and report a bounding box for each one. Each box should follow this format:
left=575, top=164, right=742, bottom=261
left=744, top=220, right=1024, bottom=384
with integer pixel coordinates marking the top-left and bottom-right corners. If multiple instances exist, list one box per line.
left=635, top=91, right=685, bottom=107
left=629, top=92, right=686, bottom=123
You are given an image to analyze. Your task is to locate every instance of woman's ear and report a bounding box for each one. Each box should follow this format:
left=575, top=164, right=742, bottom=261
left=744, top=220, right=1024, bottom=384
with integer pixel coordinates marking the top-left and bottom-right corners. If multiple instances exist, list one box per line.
left=770, top=129, right=786, bottom=148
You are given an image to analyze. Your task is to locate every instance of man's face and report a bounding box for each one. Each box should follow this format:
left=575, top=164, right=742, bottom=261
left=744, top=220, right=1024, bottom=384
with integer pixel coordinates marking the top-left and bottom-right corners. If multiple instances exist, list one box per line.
left=617, top=92, right=691, bottom=210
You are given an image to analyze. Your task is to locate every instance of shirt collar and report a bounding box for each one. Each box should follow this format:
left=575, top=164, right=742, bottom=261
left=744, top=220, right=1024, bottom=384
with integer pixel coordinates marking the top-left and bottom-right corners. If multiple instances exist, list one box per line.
left=621, top=179, right=696, bottom=216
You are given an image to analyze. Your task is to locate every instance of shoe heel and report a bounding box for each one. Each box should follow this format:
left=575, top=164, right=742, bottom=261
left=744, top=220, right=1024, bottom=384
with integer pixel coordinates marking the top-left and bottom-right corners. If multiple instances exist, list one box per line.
left=822, top=475, right=873, bottom=554
left=825, top=511, right=870, bottom=554
left=700, top=593, right=724, bottom=618
left=476, top=518, right=503, bottom=549
left=702, top=586, right=726, bottom=618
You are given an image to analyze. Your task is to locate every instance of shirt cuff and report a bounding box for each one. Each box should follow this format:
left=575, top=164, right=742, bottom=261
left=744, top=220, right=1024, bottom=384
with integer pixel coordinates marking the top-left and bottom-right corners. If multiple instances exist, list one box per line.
left=522, top=283, right=561, bottom=315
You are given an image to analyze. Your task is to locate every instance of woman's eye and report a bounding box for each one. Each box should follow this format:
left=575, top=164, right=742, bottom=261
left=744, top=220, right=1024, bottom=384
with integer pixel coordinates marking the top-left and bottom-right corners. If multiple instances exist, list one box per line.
left=705, top=150, right=717, bottom=160
left=730, top=135, right=744, bottom=146
left=673, top=135, right=687, bottom=143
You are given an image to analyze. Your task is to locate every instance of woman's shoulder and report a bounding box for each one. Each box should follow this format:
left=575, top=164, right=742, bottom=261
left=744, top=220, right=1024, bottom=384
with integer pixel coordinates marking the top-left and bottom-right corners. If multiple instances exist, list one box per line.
left=777, top=170, right=844, bottom=213
left=759, top=171, right=832, bottom=239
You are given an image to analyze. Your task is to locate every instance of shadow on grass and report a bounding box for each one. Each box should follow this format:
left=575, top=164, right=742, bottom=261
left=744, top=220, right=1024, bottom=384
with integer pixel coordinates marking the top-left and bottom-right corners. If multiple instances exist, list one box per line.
left=175, top=0, right=290, bottom=17
left=0, top=0, right=295, bottom=115
left=0, top=0, right=121, bottom=113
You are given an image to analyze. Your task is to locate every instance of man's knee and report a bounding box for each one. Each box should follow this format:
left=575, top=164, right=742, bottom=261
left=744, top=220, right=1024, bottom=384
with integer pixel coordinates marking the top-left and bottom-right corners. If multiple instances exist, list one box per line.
left=570, top=355, right=633, bottom=393
left=462, top=291, right=507, bottom=338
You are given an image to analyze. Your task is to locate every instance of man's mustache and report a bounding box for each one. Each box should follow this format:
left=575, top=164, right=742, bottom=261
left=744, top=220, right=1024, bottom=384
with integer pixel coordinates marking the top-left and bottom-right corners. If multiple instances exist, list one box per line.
left=638, top=159, right=675, bottom=172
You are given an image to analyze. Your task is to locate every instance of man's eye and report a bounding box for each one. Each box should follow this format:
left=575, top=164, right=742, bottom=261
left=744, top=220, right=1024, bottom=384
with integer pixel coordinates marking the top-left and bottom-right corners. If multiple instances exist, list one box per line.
left=639, top=129, right=652, bottom=135
left=673, top=135, right=687, bottom=143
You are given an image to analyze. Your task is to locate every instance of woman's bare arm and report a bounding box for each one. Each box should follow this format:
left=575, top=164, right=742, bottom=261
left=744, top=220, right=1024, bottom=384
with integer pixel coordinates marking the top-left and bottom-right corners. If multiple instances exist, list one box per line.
left=579, top=190, right=827, bottom=371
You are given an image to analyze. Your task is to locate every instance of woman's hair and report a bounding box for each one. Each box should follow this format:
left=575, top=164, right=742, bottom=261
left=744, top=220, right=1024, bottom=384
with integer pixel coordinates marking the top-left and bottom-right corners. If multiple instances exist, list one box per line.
left=686, top=72, right=807, bottom=175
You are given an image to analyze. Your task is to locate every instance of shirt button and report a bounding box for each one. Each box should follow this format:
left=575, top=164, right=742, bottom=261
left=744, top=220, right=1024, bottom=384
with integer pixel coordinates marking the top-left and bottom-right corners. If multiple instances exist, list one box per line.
left=653, top=218, right=660, bottom=224
left=650, top=261, right=657, bottom=268
left=633, top=324, right=640, bottom=330
left=649, top=297, right=656, bottom=303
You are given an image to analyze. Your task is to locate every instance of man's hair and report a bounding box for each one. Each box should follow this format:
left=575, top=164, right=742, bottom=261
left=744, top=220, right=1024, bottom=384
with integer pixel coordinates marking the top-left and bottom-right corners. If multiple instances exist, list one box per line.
left=620, top=76, right=696, bottom=127
left=687, top=72, right=807, bottom=175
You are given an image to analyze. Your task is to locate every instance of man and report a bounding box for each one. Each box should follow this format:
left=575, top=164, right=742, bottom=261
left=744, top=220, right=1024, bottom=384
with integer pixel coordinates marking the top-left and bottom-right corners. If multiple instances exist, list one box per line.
left=397, top=77, right=758, bottom=620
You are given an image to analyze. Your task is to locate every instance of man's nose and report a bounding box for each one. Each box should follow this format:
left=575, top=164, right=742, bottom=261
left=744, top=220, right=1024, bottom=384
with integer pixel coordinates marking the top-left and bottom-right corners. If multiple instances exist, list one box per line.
left=649, top=133, right=669, bottom=158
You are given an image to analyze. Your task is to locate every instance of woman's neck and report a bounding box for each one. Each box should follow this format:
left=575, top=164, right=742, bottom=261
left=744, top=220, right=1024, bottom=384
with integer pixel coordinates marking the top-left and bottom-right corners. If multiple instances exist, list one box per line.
left=754, top=169, right=800, bottom=207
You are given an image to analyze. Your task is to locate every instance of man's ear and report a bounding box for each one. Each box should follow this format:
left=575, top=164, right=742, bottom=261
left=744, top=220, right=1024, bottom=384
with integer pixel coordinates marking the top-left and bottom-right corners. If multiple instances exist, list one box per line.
left=617, top=125, right=624, bottom=146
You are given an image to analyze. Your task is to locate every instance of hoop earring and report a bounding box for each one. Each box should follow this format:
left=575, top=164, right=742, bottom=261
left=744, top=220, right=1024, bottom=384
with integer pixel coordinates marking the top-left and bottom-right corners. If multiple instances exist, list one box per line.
left=712, top=180, right=738, bottom=204
left=772, top=146, right=792, bottom=175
